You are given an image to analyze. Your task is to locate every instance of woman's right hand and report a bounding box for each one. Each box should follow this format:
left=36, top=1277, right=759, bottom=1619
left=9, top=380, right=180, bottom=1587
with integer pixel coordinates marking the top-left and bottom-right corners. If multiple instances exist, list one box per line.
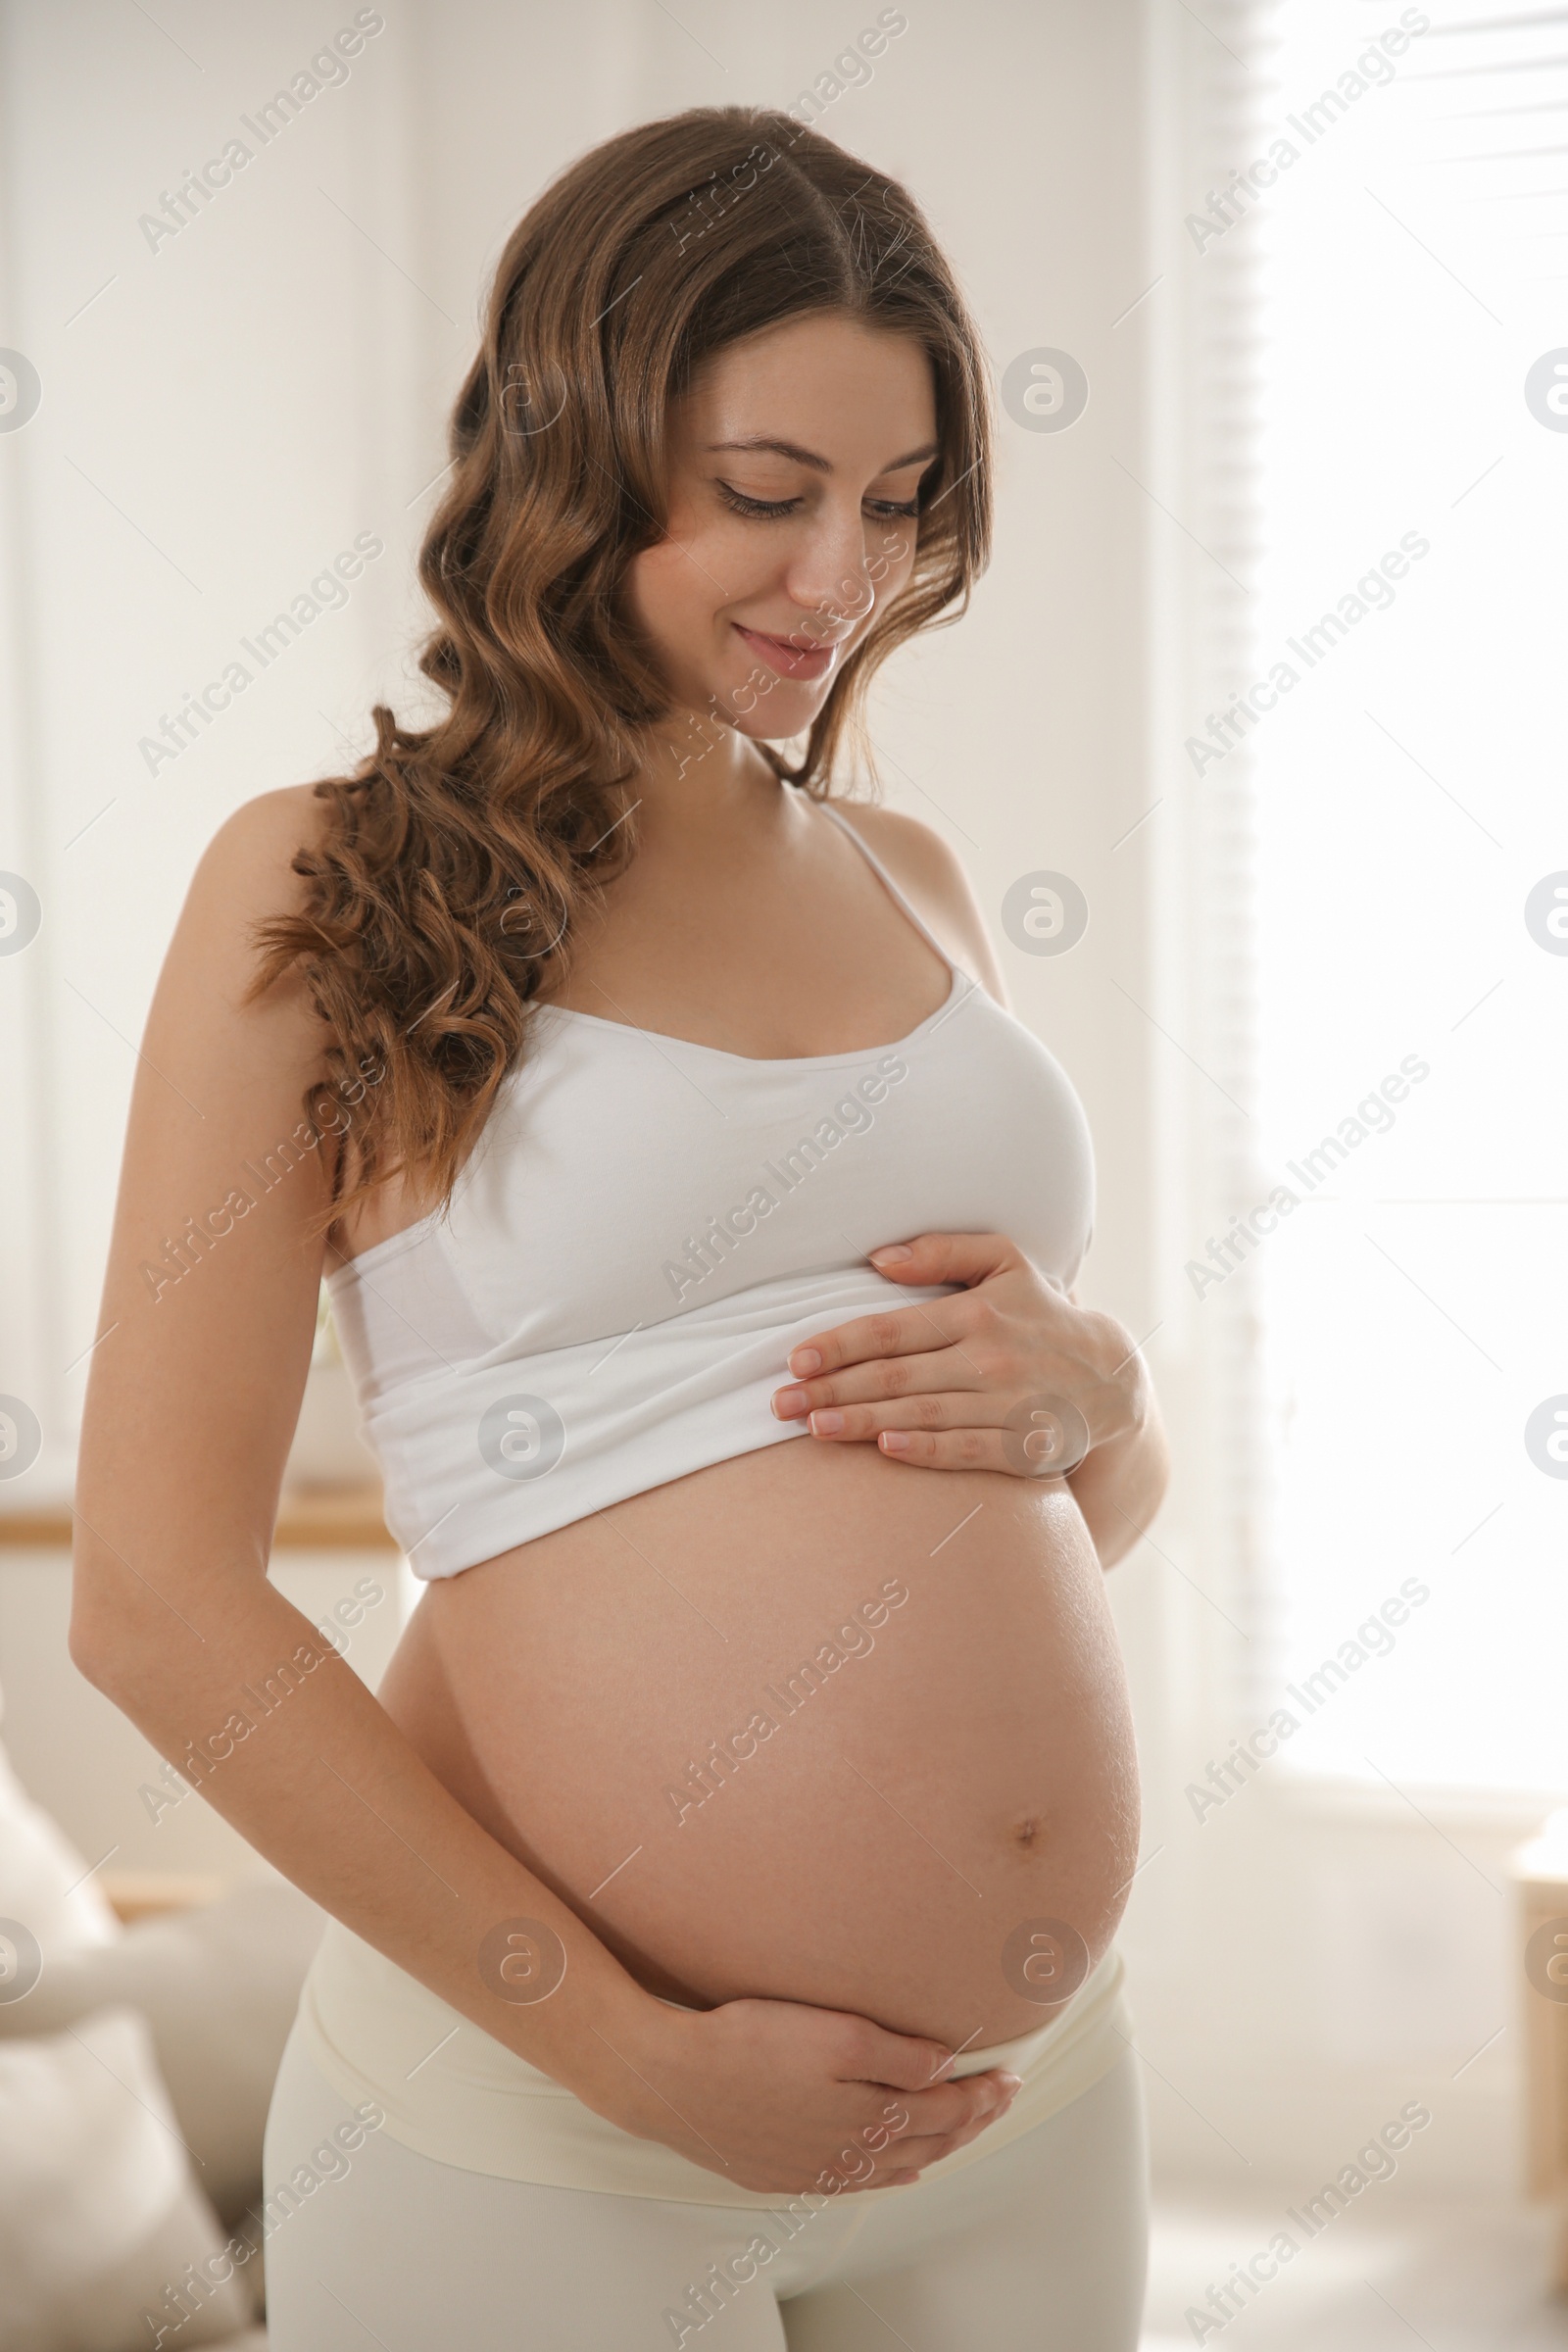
left=601, top=1992, right=1022, bottom=2196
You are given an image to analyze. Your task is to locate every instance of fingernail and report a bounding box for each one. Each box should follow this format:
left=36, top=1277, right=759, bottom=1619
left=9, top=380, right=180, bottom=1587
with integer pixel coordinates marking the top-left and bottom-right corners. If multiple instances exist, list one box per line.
left=869, top=1245, right=912, bottom=1265
left=790, top=1347, right=823, bottom=1374
left=772, top=1387, right=808, bottom=1418
left=809, top=1409, right=845, bottom=1436
left=880, top=1431, right=910, bottom=1451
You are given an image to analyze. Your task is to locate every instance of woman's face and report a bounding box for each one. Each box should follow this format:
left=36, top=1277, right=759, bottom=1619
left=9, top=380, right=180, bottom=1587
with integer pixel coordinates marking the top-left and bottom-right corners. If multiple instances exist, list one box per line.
left=626, top=312, right=938, bottom=748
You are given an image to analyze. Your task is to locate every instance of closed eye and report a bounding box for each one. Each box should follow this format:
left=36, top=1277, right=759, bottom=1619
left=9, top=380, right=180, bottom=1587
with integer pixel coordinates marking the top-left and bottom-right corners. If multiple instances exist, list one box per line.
left=717, top=482, right=803, bottom=519
left=716, top=481, right=921, bottom=522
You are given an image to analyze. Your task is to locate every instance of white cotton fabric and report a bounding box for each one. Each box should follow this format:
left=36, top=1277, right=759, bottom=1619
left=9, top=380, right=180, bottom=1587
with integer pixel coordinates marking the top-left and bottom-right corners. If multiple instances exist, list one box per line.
left=264, top=2026, right=1148, bottom=2351
left=293, top=1918, right=1130, bottom=2208
left=326, top=807, right=1096, bottom=1579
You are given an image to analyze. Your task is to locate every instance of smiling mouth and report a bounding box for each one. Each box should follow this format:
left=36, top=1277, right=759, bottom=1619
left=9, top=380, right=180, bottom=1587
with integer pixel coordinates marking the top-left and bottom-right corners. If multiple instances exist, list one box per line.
left=732, top=622, right=845, bottom=679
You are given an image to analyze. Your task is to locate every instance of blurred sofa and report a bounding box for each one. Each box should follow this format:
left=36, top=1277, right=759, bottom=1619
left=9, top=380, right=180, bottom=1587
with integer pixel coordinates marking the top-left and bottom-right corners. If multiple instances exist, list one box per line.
left=0, top=1692, right=322, bottom=2351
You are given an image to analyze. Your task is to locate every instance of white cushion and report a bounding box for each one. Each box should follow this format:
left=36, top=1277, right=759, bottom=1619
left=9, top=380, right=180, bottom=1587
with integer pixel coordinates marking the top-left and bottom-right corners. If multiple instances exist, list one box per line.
left=0, top=1878, right=324, bottom=2225
left=0, top=1690, right=119, bottom=1964
left=0, top=2004, right=252, bottom=2351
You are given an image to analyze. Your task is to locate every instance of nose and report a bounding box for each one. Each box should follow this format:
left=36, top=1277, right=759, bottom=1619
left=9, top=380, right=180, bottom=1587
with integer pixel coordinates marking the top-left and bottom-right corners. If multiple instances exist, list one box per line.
left=780, top=501, right=879, bottom=647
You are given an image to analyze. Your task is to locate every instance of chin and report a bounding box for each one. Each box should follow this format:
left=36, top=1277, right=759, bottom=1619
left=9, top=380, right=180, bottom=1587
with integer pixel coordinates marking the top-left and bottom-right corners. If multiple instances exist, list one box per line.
left=736, top=704, right=818, bottom=744
left=725, top=678, right=832, bottom=736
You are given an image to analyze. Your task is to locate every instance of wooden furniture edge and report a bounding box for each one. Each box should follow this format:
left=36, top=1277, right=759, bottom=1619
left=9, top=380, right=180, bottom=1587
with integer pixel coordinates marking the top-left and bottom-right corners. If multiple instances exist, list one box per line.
left=0, top=1489, right=398, bottom=1550
left=99, top=1868, right=228, bottom=1925
left=1517, top=1871, right=1568, bottom=2290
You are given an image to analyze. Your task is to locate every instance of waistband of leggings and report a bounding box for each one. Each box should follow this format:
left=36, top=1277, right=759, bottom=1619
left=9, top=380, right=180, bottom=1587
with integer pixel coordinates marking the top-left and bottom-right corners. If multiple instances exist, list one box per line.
left=294, top=1919, right=1132, bottom=2207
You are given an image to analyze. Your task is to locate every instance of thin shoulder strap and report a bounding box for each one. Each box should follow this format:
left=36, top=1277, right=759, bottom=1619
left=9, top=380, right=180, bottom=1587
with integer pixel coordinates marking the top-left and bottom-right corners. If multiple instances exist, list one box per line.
left=820, top=802, right=957, bottom=975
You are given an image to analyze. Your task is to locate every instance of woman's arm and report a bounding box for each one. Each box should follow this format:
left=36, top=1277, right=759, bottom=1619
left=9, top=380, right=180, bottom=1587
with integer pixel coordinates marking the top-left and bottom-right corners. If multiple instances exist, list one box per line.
left=70, top=789, right=666, bottom=2108
left=71, top=788, right=1012, bottom=2195
left=1062, top=1356, right=1170, bottom=1568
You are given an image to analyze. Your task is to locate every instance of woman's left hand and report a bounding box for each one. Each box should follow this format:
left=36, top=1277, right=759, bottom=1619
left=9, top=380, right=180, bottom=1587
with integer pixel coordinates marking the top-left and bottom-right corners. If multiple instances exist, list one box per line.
left=768, top=1232, right=1149, bottom=1479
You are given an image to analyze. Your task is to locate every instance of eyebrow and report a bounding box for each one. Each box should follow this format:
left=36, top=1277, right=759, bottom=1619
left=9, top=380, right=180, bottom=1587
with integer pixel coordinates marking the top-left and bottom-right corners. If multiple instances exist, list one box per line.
left=704, top=435, right=940, bottom=476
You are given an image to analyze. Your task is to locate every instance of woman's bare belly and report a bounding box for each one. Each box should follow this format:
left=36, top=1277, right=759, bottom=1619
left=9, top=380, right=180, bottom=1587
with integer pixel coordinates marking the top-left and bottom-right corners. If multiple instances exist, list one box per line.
left=377, top=1436, right=1140, bottom=2054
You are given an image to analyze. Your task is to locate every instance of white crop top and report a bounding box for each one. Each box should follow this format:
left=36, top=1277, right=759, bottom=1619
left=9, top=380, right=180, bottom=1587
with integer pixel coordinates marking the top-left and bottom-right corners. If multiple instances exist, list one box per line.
left=326, top=805, right=1096, bottom=1578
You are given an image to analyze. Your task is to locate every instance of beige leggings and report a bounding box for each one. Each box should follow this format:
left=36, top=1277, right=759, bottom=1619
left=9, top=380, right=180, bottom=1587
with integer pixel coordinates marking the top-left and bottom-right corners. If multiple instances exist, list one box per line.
left=261, top=2024, right=1148, bottom=2350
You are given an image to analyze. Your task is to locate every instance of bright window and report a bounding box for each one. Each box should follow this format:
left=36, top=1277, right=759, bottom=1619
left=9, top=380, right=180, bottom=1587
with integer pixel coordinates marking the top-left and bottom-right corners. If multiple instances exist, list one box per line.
left=1250, top=0, right=1568, bottom=1792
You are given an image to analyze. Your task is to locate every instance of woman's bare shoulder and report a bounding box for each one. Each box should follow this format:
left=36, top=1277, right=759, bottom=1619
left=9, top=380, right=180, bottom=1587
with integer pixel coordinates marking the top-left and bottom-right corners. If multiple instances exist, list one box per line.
left=191, top=782, right=331, bottom=924
left=163, top=785, right=335, bottom=1005
left=144, top=784, right=341, bottom=1096
left=826, top=798, right=1009, bottom=1004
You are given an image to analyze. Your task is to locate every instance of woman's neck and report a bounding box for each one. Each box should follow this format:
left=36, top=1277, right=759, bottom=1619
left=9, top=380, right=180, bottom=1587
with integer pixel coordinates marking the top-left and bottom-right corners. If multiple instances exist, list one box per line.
left=623, top=716, right=789, bottom=854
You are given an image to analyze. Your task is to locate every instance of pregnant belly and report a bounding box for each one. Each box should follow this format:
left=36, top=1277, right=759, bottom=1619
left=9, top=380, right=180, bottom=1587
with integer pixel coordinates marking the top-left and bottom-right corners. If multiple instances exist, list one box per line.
left=377, top=1436, right=1142, bottom=2053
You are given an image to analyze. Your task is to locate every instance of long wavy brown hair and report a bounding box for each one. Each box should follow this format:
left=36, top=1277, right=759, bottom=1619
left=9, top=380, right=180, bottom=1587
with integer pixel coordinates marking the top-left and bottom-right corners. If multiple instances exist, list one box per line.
left=253, top=103, right=994, bottom=1236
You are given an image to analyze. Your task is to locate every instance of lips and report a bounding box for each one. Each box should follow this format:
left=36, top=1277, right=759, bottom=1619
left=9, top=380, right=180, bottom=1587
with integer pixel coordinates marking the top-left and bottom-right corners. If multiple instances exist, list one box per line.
left=732, top=622, right=842, bottom=681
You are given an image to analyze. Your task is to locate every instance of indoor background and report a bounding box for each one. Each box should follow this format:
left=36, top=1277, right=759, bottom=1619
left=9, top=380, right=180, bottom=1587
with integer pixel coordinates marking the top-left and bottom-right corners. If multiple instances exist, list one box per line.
left=1, top=2, right=1564, bottom=2346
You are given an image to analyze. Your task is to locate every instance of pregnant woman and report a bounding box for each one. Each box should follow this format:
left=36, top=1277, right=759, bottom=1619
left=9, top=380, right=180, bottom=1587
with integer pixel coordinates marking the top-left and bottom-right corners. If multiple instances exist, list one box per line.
left=73, top=106, right=1167, bottom=2350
